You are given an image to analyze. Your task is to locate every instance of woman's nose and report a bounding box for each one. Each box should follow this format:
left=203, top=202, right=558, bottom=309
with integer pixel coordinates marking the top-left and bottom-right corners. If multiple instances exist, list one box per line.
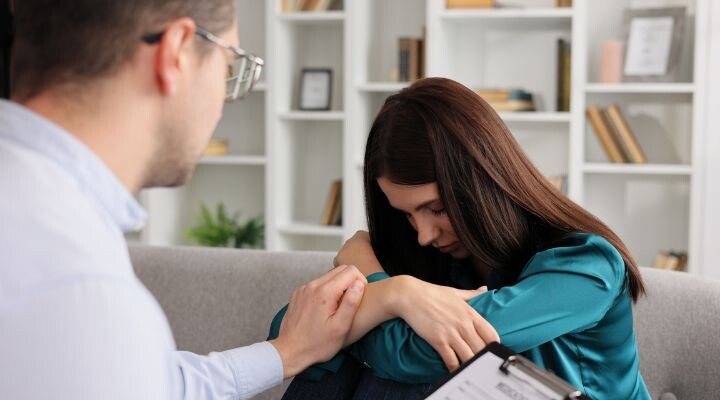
left=416, top=219, right=440, bottom=247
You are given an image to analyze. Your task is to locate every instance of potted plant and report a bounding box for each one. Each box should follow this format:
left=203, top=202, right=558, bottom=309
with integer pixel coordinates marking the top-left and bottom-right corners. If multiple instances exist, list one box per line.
left=185, top=203, right=264, bottom=249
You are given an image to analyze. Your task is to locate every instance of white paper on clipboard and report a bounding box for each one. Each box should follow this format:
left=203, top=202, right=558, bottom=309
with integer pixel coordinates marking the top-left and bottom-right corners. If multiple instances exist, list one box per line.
left=426, top=351, right=569, bottom=400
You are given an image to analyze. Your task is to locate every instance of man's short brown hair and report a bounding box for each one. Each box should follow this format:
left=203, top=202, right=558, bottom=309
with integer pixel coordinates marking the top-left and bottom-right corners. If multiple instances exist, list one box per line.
left=11, top=0, right=235, bottom=100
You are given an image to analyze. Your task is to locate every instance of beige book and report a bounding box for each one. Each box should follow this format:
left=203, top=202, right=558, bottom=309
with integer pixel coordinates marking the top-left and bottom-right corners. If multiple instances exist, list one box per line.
left=606, top=105, right=646, bottom=164
left=586, top=106, right=627, bottom=163
left=321, top=180, right=342, bottom=225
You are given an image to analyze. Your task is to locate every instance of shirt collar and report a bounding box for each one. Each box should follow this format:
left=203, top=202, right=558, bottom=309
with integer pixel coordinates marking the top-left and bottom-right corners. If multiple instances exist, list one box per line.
left=0, top=99, right=148, bottom=232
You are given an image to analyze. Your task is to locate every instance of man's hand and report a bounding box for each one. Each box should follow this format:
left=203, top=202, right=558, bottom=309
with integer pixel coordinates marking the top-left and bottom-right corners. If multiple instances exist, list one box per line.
left=269, top=265, right=367, bottom=379
left=391, top=275, right=500, bottom=372
left=334, top=231, right=384, bottom=277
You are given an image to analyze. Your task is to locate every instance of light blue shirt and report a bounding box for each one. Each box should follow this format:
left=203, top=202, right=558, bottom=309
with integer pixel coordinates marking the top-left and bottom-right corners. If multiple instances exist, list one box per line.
left=0, top=100, right=283, bottom=399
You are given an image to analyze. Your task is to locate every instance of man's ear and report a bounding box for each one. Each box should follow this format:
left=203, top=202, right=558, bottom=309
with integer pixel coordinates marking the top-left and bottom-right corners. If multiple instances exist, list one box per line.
left=154, top=17, right=197, bottom=97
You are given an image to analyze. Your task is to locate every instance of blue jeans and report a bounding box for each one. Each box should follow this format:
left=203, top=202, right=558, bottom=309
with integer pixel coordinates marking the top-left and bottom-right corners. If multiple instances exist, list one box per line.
left=282, top=357, right=435, bottom=400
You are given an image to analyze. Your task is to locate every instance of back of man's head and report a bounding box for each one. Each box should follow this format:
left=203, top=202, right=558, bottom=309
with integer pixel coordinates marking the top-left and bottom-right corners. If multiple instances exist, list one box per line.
left=11, top=0, right=234, bottom=101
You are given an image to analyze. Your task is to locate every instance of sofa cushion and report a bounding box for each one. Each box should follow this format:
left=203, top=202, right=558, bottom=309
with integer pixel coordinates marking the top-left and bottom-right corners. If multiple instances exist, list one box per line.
left=633, top=267, right=720, bottom=399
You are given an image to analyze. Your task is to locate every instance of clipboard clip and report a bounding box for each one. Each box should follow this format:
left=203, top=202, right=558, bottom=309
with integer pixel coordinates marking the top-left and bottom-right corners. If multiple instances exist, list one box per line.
left=499, top=355, right=586, bottom=400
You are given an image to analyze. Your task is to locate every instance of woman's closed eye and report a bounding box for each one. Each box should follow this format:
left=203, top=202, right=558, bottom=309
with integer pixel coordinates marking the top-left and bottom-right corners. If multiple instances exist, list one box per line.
left=430, top=208, right=446, bottom=216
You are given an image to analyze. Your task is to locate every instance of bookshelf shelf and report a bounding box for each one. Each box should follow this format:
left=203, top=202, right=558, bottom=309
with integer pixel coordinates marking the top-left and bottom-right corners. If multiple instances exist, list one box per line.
left=582, top=163, right=693, bottom=176
left=198, top=155, right=267, bottom=166
left=584, top=83, right=696, bottom=94
left=358, top=82, right=411, bottom=93
left=277, top=223, right=345, bottom=237
left=439, top=8, right=573, bottom=29
left=440, top=8, right=573, bottom=20
left=499, top=112, right=571, bottom=123
left=279, top=111, right=346, bottom=121
left=278, top=11, right=346, bottom=24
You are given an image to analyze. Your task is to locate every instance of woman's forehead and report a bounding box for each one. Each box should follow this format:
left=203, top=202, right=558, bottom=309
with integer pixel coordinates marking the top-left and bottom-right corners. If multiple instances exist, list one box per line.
left=377, top=177, right=439, bottom=210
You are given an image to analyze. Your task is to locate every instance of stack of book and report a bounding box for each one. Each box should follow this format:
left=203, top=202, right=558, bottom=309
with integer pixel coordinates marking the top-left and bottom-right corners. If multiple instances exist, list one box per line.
left=586, top=105, right=646, bottom=164
left=321, top=180, right=342, bottom=226
left=203, top=139, right=229, bottom=156
left=476, top=89, right=536, bottom=112
left=654, top=250, right=688, bottom=272
left=282, top=0, right=340, bottom=12
left=398, top=34, right=425, bottom=82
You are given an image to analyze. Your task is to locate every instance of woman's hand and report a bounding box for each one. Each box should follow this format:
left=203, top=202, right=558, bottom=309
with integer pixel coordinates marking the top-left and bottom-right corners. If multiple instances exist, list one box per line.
left=392, top=275, right=500, bottom=372
left=334, top=230, right=384, bottom=277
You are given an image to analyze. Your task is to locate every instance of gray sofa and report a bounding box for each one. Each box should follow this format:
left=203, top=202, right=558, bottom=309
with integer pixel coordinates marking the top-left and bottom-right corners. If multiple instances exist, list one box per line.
left=130, top=245, right=720, bottom=400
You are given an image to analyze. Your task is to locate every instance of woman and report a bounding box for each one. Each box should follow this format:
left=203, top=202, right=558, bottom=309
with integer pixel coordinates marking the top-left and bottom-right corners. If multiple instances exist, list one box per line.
left=269, top=77, right=650, bottom=399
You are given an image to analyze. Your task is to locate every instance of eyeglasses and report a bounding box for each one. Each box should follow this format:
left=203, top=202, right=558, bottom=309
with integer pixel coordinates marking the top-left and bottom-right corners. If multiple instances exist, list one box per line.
left=141, top=25, right=264, bottom=102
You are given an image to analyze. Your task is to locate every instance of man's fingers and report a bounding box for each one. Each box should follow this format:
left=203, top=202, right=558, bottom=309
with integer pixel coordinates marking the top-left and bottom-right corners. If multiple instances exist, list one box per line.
left=438, top=345, right=461, bottom=372
left=328, top=279, right=365, bottom=331
left=474, top=316, right=500, bottom=345
left=316, top=265, right=368, bottom=300
left=310, top=264, right=351, bottom=287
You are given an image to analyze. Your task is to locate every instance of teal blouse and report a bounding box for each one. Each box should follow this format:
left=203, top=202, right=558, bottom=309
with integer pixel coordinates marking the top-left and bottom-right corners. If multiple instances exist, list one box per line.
left=268, top=233, right=650, bottom=399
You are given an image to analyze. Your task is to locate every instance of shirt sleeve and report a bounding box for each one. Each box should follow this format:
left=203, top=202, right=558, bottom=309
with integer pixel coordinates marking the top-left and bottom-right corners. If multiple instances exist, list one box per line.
left=0, top=277, right=284, bottom=400
left=174, top=342, right=283, bottom=400
left=349, top=235, right=627, bottom=383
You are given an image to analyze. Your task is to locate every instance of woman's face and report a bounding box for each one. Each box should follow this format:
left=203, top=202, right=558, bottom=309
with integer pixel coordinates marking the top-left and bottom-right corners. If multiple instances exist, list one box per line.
left=377, top=176, right=470, bottom=259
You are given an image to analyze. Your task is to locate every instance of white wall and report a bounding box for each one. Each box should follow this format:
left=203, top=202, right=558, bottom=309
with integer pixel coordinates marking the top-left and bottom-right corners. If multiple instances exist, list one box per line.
left=698, top=0, right=720, bottom=278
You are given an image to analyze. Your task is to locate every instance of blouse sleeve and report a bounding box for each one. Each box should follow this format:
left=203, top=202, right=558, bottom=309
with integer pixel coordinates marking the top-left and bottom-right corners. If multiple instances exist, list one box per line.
left=348, top=235, right=628, bottom=384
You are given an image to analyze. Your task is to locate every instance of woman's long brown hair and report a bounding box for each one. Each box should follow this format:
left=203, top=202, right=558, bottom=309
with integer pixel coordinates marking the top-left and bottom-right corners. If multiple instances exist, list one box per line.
left=364, top=77, right=645, bottom=301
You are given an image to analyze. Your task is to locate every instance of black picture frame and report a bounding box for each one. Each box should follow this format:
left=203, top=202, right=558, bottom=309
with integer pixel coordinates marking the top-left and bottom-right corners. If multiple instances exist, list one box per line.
left=298, top=68, right=332, bottom=111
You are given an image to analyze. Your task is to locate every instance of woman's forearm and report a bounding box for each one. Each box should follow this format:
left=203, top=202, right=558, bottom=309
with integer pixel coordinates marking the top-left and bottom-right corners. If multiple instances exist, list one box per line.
left=343, top=276, right=410, bottom=345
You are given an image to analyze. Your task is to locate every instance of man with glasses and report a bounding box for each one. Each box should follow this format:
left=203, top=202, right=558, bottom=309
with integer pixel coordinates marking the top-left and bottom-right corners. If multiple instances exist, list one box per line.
left=0, top=1, right=366, bottom=399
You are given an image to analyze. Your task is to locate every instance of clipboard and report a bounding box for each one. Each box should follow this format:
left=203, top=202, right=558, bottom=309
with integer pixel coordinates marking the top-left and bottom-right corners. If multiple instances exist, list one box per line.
left=425, top=342, right=590, bottom=400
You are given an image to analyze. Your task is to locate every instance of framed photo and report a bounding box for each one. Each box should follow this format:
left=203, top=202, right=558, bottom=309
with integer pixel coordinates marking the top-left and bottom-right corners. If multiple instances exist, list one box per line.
left=622, top=7, right=686, bottom=82
left=299, top=68, right=332, bottom=111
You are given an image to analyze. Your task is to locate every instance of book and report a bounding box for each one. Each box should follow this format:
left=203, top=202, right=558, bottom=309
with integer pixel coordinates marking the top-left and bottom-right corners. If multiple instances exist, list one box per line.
left=654, top=250, right=688, bottom=272
left=312, top=0, right=334, bottom=11
left=300, top=0, right=319, bottom=11
left=408, top=38, right=420, bottom=82
left=605, top=105, right=646, bottom=164
left=321, top=180, right=342, bottom=226
left=420, top=27, right=427, bottom=79
left=281, top=0, right=295, bottom=12
left=329, top=182, right=343, bottom=226
left=398, top=38, right=411, bottom=82
left=547, top=175, right=568, bottom=194
left=586, top=106, right=627, bottom=163
left=475, top=89, right=512, bottom=102
left=398, top=38, right=424, bottom=82
left=447, top=0, right=494, bottom=8
left=556, top=39, right=571, bottom=112
left=484, top=89, right=535, bottom=112
left=203, top=139, right=229, bottom=156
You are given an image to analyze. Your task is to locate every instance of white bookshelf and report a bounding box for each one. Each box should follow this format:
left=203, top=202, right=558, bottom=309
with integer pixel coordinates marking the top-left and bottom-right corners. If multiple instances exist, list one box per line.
left=135, top=0, right=712, bottom=275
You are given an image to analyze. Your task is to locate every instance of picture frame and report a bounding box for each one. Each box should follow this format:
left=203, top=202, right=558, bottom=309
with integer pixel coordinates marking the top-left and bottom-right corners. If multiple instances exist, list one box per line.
left=622, top=7, right=686, bottom=82
left=298, top=68, right=332, bottom=111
